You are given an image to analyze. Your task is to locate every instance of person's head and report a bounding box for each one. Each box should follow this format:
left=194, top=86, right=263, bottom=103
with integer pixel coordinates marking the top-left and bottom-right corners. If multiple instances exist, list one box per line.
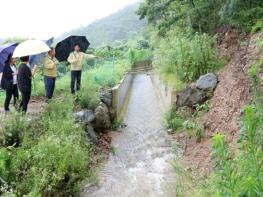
left=48, top=47, right=55, bottom=57
left=74, top=43, right=81, bottom=52
left=20, top=56, right=29, bottom=63
left=6, top=54, right=16, bottom=65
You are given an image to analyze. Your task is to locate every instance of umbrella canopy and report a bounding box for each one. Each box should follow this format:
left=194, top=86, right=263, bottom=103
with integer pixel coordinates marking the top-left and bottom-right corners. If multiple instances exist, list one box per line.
left=13, top=40, right=50, bottom=58
left=55, top=36, right=90, bottom=62
left=0, top=43, right=18, bottom=72
left=29, top=37, right=54, bottom=68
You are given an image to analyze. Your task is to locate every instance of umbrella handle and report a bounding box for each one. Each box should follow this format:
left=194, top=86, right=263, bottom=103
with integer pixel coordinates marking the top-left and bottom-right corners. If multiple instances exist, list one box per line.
left=32, top=64, right=39, bottom=77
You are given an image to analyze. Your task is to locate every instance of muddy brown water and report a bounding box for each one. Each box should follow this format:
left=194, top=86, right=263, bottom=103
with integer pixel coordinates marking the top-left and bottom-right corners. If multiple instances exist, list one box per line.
left=83, top=74, right=176, bottom=197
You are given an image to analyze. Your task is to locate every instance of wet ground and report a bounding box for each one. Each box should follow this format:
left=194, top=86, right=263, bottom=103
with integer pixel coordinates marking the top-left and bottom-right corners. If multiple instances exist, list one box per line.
left=83, top=74, right=176, bottom=197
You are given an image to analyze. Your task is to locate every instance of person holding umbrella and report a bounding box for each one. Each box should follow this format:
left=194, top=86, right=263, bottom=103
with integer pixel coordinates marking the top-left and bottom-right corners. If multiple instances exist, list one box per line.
left=13, top=40, right=50, bottom=113
left=55, top=36, right=95, bottom=94
left=43, top=47, right=58, bottom=100
left=67, top=43, right=95, bottom=94
left=0, top=43, right=18, bottom=89
left=1, top=54, right=19, bottom=112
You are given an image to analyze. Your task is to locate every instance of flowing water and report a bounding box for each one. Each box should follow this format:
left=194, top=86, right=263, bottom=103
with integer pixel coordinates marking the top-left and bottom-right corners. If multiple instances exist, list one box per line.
left=83, top=74, right=176, bottom=197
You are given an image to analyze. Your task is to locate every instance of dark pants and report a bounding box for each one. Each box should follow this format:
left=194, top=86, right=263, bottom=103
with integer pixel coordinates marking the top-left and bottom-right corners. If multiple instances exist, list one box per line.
left=71, top=71, right=82, bottom=94
left=44, top=76, right=56, bottom=99
left=19, top=91, right=31, bottom=113
left=4, top=84, right=19, bottom=111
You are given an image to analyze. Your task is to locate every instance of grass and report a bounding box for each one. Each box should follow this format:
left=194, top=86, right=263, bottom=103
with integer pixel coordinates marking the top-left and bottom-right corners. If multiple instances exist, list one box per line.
left=0, top=47, right=137, bottom=196
left=0, top=99, right=94, bottom=196
left=0, top=58, right=130, bottom=108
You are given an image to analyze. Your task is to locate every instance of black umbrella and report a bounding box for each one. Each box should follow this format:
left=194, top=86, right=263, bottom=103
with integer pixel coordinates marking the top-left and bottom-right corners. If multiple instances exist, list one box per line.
left=55, top=36, right=90, bottom=62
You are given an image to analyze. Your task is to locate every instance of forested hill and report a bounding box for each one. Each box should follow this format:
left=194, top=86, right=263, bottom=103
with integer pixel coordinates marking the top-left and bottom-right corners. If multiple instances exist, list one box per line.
left=58, top=2, right=147, bottom=47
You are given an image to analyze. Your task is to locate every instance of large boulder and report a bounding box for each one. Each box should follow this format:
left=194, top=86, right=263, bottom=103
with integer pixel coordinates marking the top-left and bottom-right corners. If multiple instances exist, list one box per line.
left=176, top=86, right=207, bottom=108
left=75, top=110, right=95, bottom=124
left=100, top=91, right=112, bottom=107
left=196, top=73, right=217, bottom=91
left=94, top=102, right=111, bottom=131
left=86, top=124, right=98, bottom=144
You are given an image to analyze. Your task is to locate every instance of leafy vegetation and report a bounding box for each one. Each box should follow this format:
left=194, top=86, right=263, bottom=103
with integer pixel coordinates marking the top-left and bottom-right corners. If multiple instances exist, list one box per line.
left=153, top=30, right=225, bottom=83
left=0, top=99, right=93, bottom=196
left=165, top=105, right=205, bottom=142
left=138, top=0, right=263, bottom=35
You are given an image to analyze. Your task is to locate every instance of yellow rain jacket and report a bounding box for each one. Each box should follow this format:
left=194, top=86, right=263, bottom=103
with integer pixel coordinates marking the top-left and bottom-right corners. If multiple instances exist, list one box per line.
left=44, top=56, right=59, bottom=77
left=67, top=52, right=95, bottom=71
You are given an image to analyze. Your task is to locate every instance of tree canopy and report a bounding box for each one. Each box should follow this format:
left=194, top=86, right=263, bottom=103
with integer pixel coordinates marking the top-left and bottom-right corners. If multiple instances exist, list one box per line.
left=137, top=0, right=263, bottom=35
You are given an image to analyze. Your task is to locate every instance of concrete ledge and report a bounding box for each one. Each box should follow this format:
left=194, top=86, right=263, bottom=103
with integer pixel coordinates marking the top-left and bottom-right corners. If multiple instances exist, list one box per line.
left=112, top=72, right=134, bottom=119
left=150, top=73, right=177, bottom=110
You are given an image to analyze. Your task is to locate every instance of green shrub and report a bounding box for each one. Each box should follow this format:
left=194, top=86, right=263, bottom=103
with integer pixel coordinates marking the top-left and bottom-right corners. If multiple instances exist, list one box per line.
left=182, top=120, right=205, bottom=142
left=13, top=135, right=90, bottom=196
left=252, top=20, right=263, bottom=34
left=164, top=109, right=185, bottom=133
left=154, top=31, right=225, bottom=83
left=0, top=113, right=29, bottom=147
left=0, top=99, right=93, bottom=196
left=76, top=80, right=100, bottom=110
left=128, top=48, right=152, bottom=67
left=0, top=148, right=15, bottom=194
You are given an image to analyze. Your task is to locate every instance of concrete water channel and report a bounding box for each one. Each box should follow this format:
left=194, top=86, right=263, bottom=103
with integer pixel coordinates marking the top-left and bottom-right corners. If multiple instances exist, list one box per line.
left=83, top=72, right=176, bottom=197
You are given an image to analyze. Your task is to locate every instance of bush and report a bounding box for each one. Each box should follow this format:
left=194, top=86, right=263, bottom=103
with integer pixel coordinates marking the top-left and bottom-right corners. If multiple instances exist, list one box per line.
left=0, top=113, right=29, bottom=147
left=164, top=109, right=184, bottom=132
left=154, top=31, right=225, bottom=83
left=76, top=79, right=100, bottom=110
left=252, top=20, right=263, bottom=34
left=128, top=48, right=152, bottom=67
left=0, top=99, right=93, bottom=196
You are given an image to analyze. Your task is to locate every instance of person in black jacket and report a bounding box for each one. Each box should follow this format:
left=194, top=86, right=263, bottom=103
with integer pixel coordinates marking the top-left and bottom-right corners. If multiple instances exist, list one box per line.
left=17, top=56, right=32, bottom=113
left=1, top=54, right=19, bottom=112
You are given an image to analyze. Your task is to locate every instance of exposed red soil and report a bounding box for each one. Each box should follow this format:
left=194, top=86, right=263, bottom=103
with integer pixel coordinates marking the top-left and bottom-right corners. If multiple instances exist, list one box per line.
left=175, top=29, right=263, bottom=177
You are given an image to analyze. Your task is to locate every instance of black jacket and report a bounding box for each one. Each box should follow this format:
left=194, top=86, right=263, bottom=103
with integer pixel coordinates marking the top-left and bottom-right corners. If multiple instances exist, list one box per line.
left=18, top=63, right=32, bottom=93
left=1, top=64, right=15, bottom=90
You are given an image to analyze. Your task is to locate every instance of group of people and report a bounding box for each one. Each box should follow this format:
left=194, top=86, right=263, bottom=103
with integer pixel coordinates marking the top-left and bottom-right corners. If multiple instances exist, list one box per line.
left=1, top=43, right=95, bottom=113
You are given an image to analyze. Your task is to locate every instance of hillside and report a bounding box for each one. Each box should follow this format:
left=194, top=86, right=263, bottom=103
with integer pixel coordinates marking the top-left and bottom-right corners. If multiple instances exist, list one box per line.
left=58, top=2, right=147, bottom=47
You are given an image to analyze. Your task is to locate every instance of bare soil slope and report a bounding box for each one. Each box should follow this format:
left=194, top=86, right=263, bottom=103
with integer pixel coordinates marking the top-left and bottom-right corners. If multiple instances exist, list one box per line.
left=176, top=29, right=263, bottom=177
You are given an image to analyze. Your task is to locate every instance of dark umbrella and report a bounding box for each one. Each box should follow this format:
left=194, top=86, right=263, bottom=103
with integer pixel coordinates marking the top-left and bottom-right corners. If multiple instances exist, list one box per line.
left=0, top=43, right=18, bottom=72
left=55, top=36, right=90, bottom=62
left=29, top=37, right=54, bottom=69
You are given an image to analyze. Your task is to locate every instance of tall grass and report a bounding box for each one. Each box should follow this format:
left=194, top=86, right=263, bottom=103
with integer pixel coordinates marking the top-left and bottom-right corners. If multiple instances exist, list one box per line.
left=153, top=30, right=226, bottom=84
left=0, top=99, right=93, bottom=196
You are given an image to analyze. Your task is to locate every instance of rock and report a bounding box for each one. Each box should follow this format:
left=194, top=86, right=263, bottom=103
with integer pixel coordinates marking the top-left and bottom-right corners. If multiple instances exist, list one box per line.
left=86, top=124, right=98, bottom=144
left=176, top=106, right=194, bottom=118
left=94, top=102, right=111, bottom=131
left=196, top=73, right=218, bottom=91
left=100, top=91, right=112, bottom=107
left=75, top=110, right=95, bottom=124
left=176, top=86, right=207, bottom=108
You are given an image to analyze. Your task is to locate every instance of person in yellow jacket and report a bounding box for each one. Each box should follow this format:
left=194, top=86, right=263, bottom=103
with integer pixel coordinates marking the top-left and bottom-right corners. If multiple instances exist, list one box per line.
left=67, top=43, right=95, bottom=94
left=44, top=48, right=59, bottom=99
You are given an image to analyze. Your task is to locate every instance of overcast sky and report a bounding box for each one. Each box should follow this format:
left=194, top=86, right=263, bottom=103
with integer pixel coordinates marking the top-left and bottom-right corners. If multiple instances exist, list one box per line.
left=0, top=0, right=140, bottom=39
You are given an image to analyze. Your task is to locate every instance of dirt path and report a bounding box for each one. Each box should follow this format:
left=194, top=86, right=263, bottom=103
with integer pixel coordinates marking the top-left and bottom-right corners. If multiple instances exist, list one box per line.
left=82, top=74, right=176, bottom=197
left=0, top=97, right=47, bottom=117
